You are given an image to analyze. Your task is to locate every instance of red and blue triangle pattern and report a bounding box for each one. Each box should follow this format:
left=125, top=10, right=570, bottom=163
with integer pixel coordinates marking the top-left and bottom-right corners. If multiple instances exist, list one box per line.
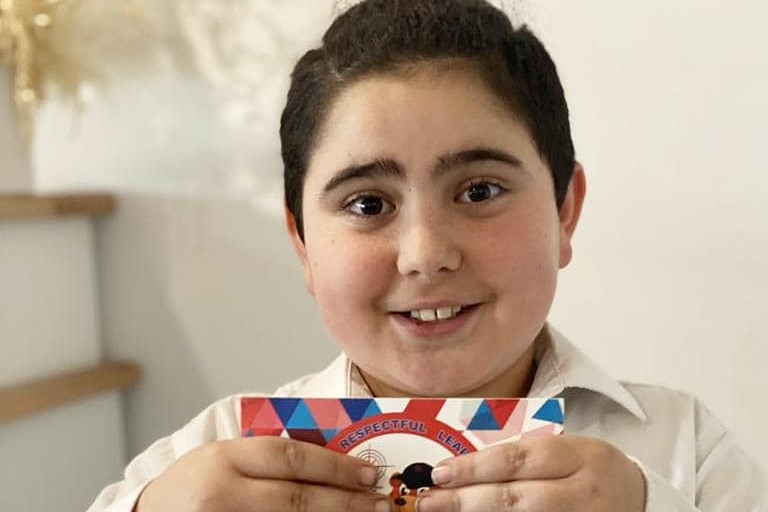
left=242, top=397, right=564, bottom=449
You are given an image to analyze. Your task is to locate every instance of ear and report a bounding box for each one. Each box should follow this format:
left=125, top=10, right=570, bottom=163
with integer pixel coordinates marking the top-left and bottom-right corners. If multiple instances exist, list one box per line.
left=558, top=163, right=587, bottom=268
left=284, top=206, right=315, bottom=296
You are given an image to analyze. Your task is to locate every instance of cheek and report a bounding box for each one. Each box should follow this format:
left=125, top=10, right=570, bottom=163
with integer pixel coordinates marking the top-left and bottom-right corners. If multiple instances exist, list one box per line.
left=307, top=234, right=392, bottom=325
left=469, top=211, right=561, bottom=321
left=471, top=213, right=560, bottom=276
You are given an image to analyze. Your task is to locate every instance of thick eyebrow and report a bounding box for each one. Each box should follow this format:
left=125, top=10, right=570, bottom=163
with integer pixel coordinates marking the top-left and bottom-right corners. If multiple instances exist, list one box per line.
left=321, top=158, right=404, bottom=196
left=436, top=147, right=523, bottom=177
left=320, top=147, right=522, bottom=197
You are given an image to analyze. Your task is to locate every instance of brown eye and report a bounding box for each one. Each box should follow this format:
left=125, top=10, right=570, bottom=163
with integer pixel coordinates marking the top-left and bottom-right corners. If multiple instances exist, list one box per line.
left=459, top=182, right=504, bottom=203
left=345, top=195, right=393, bottom=216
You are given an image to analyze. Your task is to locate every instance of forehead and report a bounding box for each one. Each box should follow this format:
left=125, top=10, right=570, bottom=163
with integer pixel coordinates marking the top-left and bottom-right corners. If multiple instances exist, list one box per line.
left=306, top=64, right=541, bottom=180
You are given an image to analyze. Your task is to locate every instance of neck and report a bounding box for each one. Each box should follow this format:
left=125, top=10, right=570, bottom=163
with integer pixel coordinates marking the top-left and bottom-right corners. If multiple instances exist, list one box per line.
left=359, top=332, right=543, bottom=398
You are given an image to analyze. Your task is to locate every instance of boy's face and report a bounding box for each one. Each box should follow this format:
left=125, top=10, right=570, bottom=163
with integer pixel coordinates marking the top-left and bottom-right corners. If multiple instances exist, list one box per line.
left=288, top=65, right=584, bottom=397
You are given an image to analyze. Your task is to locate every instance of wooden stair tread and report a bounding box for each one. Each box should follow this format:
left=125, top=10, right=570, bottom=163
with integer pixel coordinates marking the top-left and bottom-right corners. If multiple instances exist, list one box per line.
left=0, top=193, right=115, bottom=220
left=0, top=362, right=140, bottom=425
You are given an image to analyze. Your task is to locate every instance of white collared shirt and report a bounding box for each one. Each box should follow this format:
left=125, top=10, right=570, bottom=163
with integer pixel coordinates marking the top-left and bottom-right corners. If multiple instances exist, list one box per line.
left=88, top=326, right=767, bottom=511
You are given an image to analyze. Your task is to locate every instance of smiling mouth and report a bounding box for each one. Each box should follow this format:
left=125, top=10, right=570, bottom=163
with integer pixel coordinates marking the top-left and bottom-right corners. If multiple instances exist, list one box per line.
left=395, top=304, right=476, bottom=323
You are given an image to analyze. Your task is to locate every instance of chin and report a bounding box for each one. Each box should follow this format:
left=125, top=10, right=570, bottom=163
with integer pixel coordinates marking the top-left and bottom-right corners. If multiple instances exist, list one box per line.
left=357, top=347, right=518, bottom=397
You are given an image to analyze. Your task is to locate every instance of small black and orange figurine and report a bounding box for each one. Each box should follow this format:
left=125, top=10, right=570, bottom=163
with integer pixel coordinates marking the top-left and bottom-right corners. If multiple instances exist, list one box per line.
left=388, top=463, right=435, bottom=512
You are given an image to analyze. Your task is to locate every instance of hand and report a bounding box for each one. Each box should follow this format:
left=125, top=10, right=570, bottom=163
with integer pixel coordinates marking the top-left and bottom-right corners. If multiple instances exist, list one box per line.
left=416, top=435, right=646, bottom=512
left=135, top=437, right=392, bottom=512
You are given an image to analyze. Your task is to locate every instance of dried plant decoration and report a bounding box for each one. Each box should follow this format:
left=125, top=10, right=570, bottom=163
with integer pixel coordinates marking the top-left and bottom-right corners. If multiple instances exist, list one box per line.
left=0, top=0, right=189, bottom=144
left=0, top=0, right=95, bottom=141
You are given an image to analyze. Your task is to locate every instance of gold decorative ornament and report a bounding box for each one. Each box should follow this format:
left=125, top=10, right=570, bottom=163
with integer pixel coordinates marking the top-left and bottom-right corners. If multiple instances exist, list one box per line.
left=0, top=0, right=87, bottom=141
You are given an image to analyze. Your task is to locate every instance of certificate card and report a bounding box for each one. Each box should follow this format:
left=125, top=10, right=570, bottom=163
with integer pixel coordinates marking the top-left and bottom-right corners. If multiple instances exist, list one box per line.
left=241, top=397, right=563, bottom=507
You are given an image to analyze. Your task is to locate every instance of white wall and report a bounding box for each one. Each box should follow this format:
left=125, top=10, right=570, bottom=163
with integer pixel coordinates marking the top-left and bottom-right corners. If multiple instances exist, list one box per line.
left=0, top=69, right=32, bottom=191
left=0, top=215, right=127, bottom=511
left=28, top=0, right=767, bottom=474
left=93, top=194, right=336, bottom=455
left=0, top=394, right=126, bottom=511
left=534, top=0, right=768, bottom=462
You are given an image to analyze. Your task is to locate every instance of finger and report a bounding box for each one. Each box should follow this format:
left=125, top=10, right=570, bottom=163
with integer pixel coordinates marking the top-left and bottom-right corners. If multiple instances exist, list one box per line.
left=234, top=479, right=393, bottom=512
left=222, top=438, right=379, bottom=490
left=416, top=480, right=573, bottom=512
left=430, top=436, right=584, bottom=487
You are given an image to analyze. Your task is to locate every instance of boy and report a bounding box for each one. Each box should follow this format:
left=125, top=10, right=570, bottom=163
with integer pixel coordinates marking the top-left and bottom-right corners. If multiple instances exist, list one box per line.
left=90, top=1, right=767, bottom=511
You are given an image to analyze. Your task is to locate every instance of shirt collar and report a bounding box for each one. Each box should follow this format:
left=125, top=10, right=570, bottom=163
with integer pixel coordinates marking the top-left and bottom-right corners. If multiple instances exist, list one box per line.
left=292, top=324, right=647, bottom=422
left=531, top=325, right=647, bottom=421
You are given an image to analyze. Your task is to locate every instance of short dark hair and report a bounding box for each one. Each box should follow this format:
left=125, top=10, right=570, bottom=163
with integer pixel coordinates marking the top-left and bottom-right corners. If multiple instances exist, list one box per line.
left=281, top=0, right=575, bottom=240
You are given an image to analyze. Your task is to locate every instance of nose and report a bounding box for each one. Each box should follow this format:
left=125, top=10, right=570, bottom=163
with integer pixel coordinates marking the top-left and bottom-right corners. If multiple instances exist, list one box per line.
left=394, top=497, right=406, bottom=506
left=395, top=208, right=461, bottom=279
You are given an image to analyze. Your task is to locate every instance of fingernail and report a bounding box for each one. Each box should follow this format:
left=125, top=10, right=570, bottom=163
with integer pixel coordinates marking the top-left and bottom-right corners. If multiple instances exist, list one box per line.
left=374, top=498, right=392, bottom=512
left=431, top=464, right=452, bottom=485
left=358, top=465, right=378, bottom=487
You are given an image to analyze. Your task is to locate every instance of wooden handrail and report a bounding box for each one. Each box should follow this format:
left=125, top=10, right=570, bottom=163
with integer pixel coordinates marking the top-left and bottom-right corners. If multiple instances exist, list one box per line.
left=0, top=362, right=140, bottom=425
left=0, top=193, right=115, bottom=220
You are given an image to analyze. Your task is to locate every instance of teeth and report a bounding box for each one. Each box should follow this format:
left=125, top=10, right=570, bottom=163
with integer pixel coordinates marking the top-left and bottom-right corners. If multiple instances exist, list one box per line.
left=409, top=306, right=463, bottom=322
left=420, top=309, right=437, bottom=321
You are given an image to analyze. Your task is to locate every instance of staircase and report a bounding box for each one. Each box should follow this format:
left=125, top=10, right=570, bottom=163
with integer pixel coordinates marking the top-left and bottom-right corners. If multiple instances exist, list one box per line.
left=0, top=194, right=139, bottom=509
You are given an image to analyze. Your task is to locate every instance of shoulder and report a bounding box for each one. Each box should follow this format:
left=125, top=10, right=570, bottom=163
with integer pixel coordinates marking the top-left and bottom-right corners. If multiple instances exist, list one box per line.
left=571, top=381, right=733, bottom=489
left=618, top=382, right=767, bottom=506
left=621, top=381, right=724, bottom=431
left=177, top=353, right=350, bottom=442
left=621, top=381, right=698, bottom=414
left=164, top=393, right=263, bottom=456
left=273, top=372, right=322, bottom=396
left=617, top=381, right=729, bottom=462
left=273, top=353, right=350, bottom=397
